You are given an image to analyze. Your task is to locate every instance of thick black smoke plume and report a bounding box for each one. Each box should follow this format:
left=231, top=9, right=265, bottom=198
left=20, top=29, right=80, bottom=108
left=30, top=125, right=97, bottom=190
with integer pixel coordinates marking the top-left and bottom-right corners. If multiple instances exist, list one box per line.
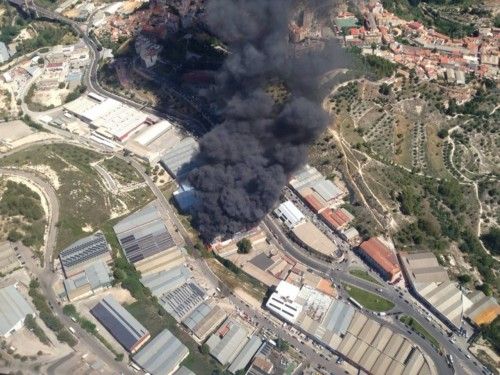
left=182, top=0, right=348, bottom=242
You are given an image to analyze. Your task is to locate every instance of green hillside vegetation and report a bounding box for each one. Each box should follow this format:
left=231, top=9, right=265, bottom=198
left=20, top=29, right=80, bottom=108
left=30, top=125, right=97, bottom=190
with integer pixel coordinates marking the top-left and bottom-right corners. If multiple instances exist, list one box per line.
left=481, top=227, right=500, bottom=256
left=0, top=144, right=153, bottom=252
left=481, top=316, right=500, bottom=353
left=380, top=0, right=476, bottom=38
left=0, top=180, right=46, bottom=251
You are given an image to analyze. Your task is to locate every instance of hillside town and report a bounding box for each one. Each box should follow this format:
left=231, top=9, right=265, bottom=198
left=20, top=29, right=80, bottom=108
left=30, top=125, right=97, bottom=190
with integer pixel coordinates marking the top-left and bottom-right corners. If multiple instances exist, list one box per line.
left=336, top=2, right=499, bottom=83
left=0, top=0, right=498, bottom=375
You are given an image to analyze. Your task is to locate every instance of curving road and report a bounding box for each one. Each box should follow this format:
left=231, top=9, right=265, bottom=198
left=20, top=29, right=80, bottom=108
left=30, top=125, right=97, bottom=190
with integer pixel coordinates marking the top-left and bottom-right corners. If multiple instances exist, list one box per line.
left=14, top=3, right=485, bottom=374
left=0, top=167, right=132, bottom=375
left=263, top=215, right=484, bottom=375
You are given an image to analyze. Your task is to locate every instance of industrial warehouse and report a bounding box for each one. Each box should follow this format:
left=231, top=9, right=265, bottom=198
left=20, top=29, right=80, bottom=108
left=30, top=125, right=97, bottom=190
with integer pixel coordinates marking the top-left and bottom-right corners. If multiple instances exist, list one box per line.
left=113, top=201, right=183, bottom=275
left=63, top=260, right=113, bottom=301
left=205, top=318, right=262, bottom=368
left=274, top=200, right=341, bottom=262
left=58, top=231, right=112, bottom=277
left=0, top=284, right=34, bottom=338
left=288, top=165, right=346, bottom=213
left=399, top=252, right=500, bottom=330
left=141, top=265, right=207, bottom=321
left=132, top=329, right=189, bottom=375
left=64, top=94, right=151, bottom=141
left=266, top=281, right=437, bottom=375
left=357, top=237, right=401, bottom=283
left=160, top=137, right=199, bottom=179
left=90, top=295, right=151, bottom=353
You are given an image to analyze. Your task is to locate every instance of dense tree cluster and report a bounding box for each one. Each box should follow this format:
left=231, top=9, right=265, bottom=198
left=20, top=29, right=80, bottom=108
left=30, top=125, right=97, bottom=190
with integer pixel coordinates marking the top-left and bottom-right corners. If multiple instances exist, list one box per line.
left=236, top=238, right=252, bottom=254
left=481, top=316, right=500, bottom=353
left=481, top=227, right=500, bottom=256
left=0, top=181, right=43, bottom=221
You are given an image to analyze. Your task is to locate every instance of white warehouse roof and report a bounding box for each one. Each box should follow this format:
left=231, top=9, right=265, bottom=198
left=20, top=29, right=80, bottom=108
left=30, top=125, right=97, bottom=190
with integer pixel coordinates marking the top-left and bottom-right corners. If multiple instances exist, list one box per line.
left=274, top=201, right=305, bottom=229
left=133, top=329, right=189, bottom=375
left=0, top=285, right=35, bottom=337
left=265, top=281, right=302, bottom=323
left=134, top=120, right=173, bottom=146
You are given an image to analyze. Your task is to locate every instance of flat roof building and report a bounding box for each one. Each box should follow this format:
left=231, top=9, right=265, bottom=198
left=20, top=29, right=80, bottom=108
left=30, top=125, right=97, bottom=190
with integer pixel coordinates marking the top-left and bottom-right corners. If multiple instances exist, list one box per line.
left=291, top=221, right=338, bottom=260
left=206, top=318, right=250, bottom=365
left=274, top=201, right=305, bottom=230
left=0, top=284, right=35, bottom=338
left=341, top=227, right=361, bottom=245
left=114, top=201, right=181, bottom=275
left=64, top=97, right=149, bottom=141
left=90, top=295, right=150, bottom=353
left=265, top=281, right=303, bottom=323
left=133, top=329, right=188, bottom=375
left=357, top=237, right=401, bottom=282
left=59, top=231, right=111, bottom=277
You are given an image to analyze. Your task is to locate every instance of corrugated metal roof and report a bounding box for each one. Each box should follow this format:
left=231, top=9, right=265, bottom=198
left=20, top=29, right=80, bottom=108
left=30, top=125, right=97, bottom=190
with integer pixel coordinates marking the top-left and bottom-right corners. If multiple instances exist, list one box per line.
left=141, top=265, right=191, bottom=297
left=228, top=335, right=263, bottom=374
left=157, top=282, right=206, bottom=322
left=312, top=179, right=342, bottom=202
left=91, top=295, right=149, bottom=352
left=59, top=231, right=110, bottom=270
left=114, top=201, right=176, bottom=264
left=289, top=165, right=323, bottom=191
left=173, top=367, right=195, bottom=375
left=208, top=319, right=249, bottom=365
left=182, top=302, right=212, bottom=330
left=133, top=329, right=188, bottom=375
left=160, top=137, right=199, bottom=178
left=0, top=285, right=34, bottom=336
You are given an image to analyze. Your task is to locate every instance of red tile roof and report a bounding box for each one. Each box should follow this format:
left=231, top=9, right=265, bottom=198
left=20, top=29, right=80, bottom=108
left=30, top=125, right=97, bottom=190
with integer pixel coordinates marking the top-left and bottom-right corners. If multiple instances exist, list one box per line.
left=303, top=194, right=325, bottom=213
left=320, top=208, right=354, bottom=230
left=359, top=237, right=400, bottom=278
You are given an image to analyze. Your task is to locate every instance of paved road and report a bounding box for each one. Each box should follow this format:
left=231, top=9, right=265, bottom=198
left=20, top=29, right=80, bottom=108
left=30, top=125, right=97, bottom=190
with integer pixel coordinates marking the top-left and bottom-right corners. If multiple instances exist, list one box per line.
left=16, top=4, right=486, bottom=374
left=263, top=214, right=482, bottom=375
left=0, top=168, right=132, bottom=374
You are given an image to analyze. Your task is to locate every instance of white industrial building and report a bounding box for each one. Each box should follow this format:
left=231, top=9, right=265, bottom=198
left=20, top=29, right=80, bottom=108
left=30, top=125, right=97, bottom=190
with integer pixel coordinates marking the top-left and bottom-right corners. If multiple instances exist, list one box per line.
left=0, top=284, right=35, bottom=338
left=133, top=120, right=173, bottom=146
left=265, top=281, right=302, bottom=323
left=64, top=95, right=151, bottom=141
left=274, top=201, right=305, bottom=229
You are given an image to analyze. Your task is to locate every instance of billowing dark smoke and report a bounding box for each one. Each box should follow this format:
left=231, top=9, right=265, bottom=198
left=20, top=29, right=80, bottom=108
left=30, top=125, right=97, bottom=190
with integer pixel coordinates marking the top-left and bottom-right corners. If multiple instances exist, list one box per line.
left=182, top=0, right=348, bottom=242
